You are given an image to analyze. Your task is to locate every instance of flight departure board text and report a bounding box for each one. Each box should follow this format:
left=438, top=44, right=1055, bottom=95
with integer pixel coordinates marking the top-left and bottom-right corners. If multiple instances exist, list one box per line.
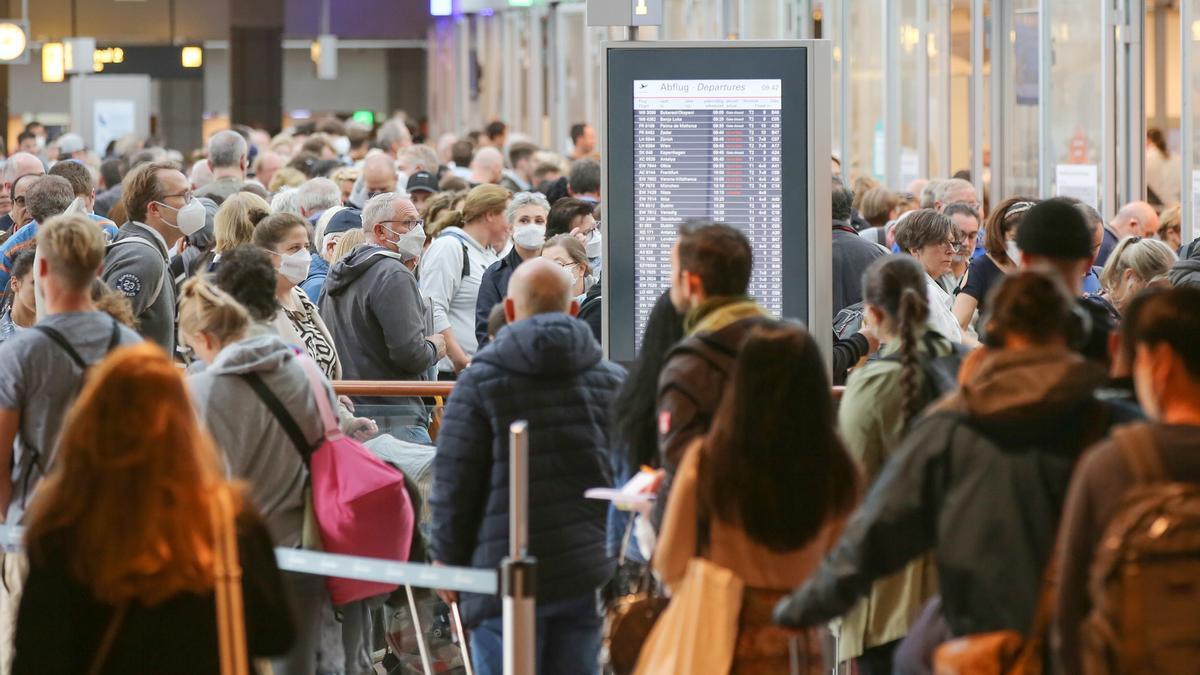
left=632, top=79, right=783, bottom=348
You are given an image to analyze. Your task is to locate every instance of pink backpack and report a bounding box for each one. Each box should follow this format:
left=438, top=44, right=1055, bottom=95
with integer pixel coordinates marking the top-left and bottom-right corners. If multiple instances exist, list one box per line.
left=290, top=357, right=416, bottom=605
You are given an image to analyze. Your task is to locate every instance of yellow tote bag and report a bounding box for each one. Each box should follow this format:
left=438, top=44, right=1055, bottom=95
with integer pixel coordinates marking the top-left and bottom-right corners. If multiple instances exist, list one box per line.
left=633, top=557, right=744, bottom=674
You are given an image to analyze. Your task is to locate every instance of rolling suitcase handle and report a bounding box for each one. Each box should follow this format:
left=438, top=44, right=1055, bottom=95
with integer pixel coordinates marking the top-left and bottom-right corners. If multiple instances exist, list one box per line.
left=403, top=585, right=475, bottom=675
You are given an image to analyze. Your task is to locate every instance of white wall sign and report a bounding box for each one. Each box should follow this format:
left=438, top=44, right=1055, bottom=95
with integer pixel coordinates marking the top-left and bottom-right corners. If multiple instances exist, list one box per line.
left=1055, top=164, right=1099, bottom=210
left=93, top=99, right=136, bottom=155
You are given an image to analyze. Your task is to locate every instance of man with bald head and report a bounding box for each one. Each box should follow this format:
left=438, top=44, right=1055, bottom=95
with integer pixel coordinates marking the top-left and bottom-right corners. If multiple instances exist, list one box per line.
left=320, top=192, right=445, bottom=443
left=430, top=256, right=623, bottom=674
left=0, top=153, right=45, bottom=233
left=1097, top=200, right=1161, bottom=267
left=362, top=153, right=400, bottom=199
left=468, top=147, right=504, bottom=186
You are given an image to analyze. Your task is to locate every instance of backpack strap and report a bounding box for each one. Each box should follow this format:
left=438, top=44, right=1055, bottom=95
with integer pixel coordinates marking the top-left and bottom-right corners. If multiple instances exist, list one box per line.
left=239, top=372, right=315, bottom=465
left=439, top=230, right=474, bottom=280
left=32, top=325, right=86, bottom=369
left=1113, top=423, right=1165, bottom=485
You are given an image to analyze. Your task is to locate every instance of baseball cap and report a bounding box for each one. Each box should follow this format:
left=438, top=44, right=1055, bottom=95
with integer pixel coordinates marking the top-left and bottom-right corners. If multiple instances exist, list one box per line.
left=1016, top=198, right=1093, bottom=260
left=406, top=171, right=438, bottom=195
left=56, top=133, right=85, bottom=156
left=323, top=208, right=363, bottom=236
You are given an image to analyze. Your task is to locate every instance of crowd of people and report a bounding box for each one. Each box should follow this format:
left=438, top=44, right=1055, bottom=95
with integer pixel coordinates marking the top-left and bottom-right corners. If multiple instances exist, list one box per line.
left=0, top=111, right=1192, bottom=675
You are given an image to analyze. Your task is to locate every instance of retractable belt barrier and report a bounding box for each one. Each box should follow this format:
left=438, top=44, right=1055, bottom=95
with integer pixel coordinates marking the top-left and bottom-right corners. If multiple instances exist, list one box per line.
left=0, top=525, right=499, bottom=595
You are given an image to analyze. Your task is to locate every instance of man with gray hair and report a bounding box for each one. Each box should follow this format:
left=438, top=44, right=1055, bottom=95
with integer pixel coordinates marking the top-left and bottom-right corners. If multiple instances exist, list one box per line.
left=932, top=177, right=980, bottom=213
left=431, top=255, right=623, bottom=673
left=0, top=153, right=45, bottom=233
left=296, top=177, right=342, bottom=224
left=320, top=192, right=446, bottom=443
left=474, top=191, right=551, bottom=346
left=376, top=120, right=412, bottom=159
left=195, top=130, right=250, bottom=204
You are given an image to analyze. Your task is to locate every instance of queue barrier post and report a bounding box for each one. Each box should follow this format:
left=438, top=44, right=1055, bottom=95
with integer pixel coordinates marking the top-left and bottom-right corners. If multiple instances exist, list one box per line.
left=502, top=420, right=536, bottom=675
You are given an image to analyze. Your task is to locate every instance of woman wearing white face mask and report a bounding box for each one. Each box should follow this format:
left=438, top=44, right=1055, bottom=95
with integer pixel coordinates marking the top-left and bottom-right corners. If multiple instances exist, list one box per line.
left=473, top=192, right=551, bottom=347
left=252, top=213, right=343, bottom=380
left=542, top=234, right=602, bottom=342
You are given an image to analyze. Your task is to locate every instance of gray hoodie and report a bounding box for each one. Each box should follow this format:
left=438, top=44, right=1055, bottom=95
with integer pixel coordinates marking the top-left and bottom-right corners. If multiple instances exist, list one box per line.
left=187, top=334, right=337, bottom=547
left=320, top=244, right=438, bottom=408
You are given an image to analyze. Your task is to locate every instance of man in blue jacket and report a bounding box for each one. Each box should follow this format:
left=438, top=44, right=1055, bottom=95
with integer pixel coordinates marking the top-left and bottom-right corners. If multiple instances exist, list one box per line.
left=431, top=257, right=624, bottom=674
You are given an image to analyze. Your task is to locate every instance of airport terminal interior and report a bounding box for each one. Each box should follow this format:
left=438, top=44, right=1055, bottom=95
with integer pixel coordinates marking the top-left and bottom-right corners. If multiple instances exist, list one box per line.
left=0, top=0, right=1196, bottom=674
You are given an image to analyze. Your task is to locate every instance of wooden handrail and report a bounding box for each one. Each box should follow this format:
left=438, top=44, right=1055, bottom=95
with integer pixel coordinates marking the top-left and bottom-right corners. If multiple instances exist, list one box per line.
left=332, top=381, right=456, bottom=397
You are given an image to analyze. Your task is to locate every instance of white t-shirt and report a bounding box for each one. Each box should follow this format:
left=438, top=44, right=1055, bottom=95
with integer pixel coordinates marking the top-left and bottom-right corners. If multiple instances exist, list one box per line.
left=926, top=274, right=963, bottom=343
left=419, top=226, right=499, bottom=372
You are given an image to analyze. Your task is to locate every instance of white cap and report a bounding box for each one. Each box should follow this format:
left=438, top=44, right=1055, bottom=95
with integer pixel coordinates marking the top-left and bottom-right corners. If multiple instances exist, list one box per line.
left=56, top=133, right=85, bottom=156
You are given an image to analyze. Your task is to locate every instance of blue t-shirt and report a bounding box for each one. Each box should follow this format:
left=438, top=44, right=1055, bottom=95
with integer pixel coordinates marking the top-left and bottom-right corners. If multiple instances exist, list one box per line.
left=956, top=253, right=1006, bottom=313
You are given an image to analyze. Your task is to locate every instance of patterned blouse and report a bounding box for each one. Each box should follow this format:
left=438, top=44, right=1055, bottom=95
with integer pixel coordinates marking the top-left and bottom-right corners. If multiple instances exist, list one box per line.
left=284, top=290, right=341, bottom=380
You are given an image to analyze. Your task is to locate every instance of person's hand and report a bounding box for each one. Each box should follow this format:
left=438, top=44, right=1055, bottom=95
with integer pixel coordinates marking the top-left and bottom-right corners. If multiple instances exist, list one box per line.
left=346, top=417, right=378, bottom=442
left=433, top=561, right=459, bottom=605
left=857, top=321, right=881, bottom=355
left=641, top=469, right=666, bottom=495
left=570, top=227, right=589, bottom=247
left=427, top=334, right=447, bottom=360
left=338, top=395, right=356, bottom=414
left=453, top=356, right=471, bottom=374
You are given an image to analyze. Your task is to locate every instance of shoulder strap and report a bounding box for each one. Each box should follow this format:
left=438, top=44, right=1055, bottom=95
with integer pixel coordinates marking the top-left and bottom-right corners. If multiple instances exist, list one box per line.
left=1114, top=423, right=1166, bottom=485
left=438, top=230, right=474, bottom=280
left=239, top=372, right=314, bottom=463
left=106, top=318, right=122, bottom=353
left=33, top=325, right=86, bottom=369
left=294, top=353, right=340, bottom=437
left=210, top=488, right=249, bottom=675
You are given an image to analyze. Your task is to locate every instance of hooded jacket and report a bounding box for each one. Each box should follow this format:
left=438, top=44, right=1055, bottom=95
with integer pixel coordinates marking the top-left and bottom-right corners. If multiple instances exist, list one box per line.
left=656, top=297, right=774, bottom=469
left=319, top=244, right=438, bottom=394
left=1168, top=241, right=1200, bottom=289
left=187, top=335, right=336, bottom=548
left=430, top=313, right=625, bottom=627
left=774, top=348, right=1125, bottom=638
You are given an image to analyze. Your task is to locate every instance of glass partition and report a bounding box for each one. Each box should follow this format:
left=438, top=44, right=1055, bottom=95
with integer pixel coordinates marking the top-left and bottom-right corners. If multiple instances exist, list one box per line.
left=845, top=0, right=885, bottom=181
left=1047, top=0, right=1106, bottom=211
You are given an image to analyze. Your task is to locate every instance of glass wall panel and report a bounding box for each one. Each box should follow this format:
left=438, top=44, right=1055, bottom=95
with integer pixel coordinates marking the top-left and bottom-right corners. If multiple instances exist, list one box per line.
left=928, top=0, right=953, bottom=179
left=998, top=0, right=1041, bottom=199
left=845, top=0, right=885, bottom=181
left=1047, top=0, right=1105, bottom=210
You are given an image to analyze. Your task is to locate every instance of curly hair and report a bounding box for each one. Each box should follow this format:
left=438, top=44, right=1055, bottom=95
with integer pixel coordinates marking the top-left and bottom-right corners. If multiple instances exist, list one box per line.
left=212, top=245, right=279, bottom=323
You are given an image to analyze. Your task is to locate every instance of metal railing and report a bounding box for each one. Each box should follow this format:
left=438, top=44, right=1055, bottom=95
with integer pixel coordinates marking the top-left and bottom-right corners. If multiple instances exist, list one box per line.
left=332, top=379, right=847, bottom=400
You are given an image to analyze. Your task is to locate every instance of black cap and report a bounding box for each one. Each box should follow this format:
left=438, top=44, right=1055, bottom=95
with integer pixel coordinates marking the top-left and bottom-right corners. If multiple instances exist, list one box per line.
left=406, top=171, right=438, bottom=194
left=1016, top=198, right=1093, bottom=260
left=324, top=208, right=363, bottom=236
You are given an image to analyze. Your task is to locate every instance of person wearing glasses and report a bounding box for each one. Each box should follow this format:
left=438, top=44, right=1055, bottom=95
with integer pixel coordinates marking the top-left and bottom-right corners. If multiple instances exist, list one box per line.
left=541, top=233, right=601, bottom=342
left=952, top=198, right=1034, bottom=337
left=320, top=192, right=446, bottom=444
left=102, top=161, right=203, bottom=351
left=893, top=209, right=964, bottom=343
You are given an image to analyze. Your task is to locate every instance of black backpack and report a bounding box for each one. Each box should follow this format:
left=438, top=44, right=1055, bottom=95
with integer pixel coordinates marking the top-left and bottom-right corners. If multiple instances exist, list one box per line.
left=18, top=319, right=123, bottom=508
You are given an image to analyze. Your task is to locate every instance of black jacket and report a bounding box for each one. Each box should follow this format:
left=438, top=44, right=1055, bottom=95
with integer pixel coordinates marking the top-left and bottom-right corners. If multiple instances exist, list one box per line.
left=832, top=223, right=889, bottom=315
left=430, top=313, right=625, bottom=626
left=474, top=247, right=524, bottom=348
left=775, top=348, right=1130, bottom=637
left=577, top=280, right=603, bottom=344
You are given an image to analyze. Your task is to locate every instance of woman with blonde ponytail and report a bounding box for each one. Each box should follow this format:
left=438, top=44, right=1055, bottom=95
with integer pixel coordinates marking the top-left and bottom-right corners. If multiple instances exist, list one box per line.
left=828, top=255, right=964, bottom=674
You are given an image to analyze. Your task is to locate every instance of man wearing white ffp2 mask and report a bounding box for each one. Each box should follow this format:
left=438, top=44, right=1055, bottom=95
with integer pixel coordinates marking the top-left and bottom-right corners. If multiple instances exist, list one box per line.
left=473, top=192, right=551, bottom=347
left=100, top=161, right=192, bottom=351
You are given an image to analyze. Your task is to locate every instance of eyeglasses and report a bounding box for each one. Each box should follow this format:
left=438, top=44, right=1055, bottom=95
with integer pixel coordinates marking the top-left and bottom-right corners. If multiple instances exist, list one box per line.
left=161, top=190, right=194, bottom=203
left=379, top=219, right=425, bottom=230
left=551, top=260, right=579, bottom=270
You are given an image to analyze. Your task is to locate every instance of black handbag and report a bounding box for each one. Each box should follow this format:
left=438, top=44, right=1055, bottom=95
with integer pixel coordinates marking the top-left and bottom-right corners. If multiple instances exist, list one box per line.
left=601, top=518, right=668, bottom=675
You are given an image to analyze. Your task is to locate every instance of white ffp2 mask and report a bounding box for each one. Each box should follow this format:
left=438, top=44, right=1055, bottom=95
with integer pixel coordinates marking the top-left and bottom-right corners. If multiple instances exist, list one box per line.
left=512, top=224, right=546, bottom=249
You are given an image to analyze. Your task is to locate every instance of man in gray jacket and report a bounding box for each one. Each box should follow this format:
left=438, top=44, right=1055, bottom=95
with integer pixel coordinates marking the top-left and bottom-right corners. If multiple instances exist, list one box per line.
left=101, top=160, right=192, bottom=351
left=320, top=192, right=446, bottom=443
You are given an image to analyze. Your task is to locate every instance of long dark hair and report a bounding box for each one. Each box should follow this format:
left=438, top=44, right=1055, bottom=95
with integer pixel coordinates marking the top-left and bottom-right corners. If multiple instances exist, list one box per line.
left=863, top=256, right=930, bottom=425
left=699, top=323, right=859, bottom=552
left=613, top=290, right=685, bottom=469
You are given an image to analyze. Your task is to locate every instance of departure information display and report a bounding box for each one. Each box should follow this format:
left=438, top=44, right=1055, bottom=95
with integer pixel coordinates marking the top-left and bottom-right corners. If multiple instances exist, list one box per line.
left=632, top=79, right=783, bottom=348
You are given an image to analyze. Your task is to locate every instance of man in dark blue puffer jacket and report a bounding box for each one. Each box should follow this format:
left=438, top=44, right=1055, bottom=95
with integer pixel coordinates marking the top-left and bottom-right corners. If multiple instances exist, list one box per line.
left=431, top=257, right=624, bottom=674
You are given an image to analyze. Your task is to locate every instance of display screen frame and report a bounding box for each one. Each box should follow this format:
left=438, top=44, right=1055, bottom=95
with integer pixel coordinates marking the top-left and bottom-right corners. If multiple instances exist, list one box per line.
left=600, top=40, right=832, bottom=366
